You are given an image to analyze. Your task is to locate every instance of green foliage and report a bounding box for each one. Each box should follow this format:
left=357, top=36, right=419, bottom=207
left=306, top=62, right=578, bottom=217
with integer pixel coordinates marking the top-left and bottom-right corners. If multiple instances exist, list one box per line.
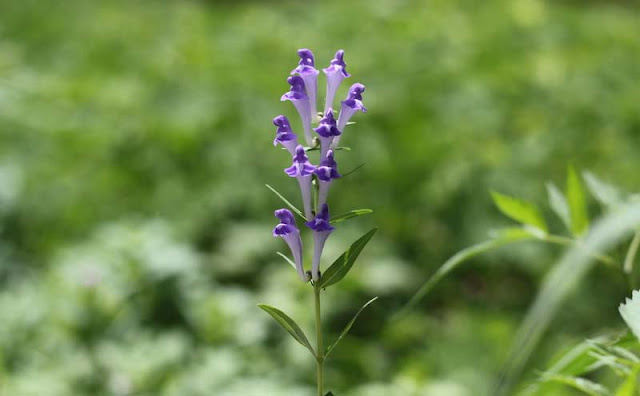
left=258, top=304, right=315, bottom=356
left=567, top=166, right=590, bottom=236
left=491, top=191, right=548, bottom=234
left=325, top=297, right=378, bottom=358
left=316, top=228, right=377, bottom=289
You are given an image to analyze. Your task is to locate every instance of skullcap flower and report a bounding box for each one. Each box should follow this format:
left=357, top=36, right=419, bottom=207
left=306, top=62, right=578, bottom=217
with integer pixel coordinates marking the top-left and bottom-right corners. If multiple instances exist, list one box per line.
left=273, top=209, right=308, bottom=282
left=334, top=83, right=367, bottom=147
left=284, top=145, right=315, bottom=219
left=273, top=115, right=298, bottom=155
left=314, top=109, right=341, bottom=160
left=315, top=150, right=341, bottom=209
left=281, top=76, right=313, bottom=146
left=305, top=203, right=335, bottom=281
left=323, top=50, right=350, bottom=115
left=291, top=49, right=319, bottom=124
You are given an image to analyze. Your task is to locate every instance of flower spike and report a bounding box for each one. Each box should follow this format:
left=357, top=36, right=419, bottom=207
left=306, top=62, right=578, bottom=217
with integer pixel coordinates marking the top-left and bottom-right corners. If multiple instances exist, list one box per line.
left=305, top=203, right=335, bottom=281
left=334, top=83, right=367, bottom=147
left=291, top=49, right=319, bottom=124
left=314, top=149, right=341, bottom=208
left=273, top=209, right=309, bottom=282
left=285, top=145, right=315, bottom=220
left=314, top=109, right=341, bottom=160
left=323, top=50, right=350, bottom=114
left=281, top=76, right=313, bottom=146
left=273, top=115, right=298, bottom=155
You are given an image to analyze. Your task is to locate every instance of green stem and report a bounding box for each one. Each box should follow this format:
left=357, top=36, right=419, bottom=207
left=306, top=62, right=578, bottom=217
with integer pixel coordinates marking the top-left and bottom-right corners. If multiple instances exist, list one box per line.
left=314, top=285, right=324, bottom=396
left=542, top=234, right=618, bottom=269
left=624, top=230, right=640, bottom=274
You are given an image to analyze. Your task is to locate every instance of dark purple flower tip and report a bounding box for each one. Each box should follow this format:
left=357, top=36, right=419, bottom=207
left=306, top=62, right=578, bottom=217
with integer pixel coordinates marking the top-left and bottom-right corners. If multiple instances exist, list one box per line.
left=347, top=83, right=365, bottom=101
left=342, top=83, right=367, bottom=112
left=285, top=145, right=315, bottom=177
left=273, top=223, right=296, bottom=237
left=314, top=109, right=341, bottom=138
left=290, top=49, right=318, bottom=76
left=323, top=50, right=351, bottom=78
left=315, top=149, right=341, bottom=181
left=275, top=208, right=296, bottom=225
left=273, top=115, right=296, bottom=144
left=281, top=76, right=307, bottom=101
left=305, top=204, right=335, bottom=232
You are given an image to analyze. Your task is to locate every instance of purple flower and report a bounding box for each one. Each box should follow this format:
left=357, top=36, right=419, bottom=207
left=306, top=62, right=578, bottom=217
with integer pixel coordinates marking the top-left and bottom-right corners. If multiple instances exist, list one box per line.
left=285, top=145, right=315, bottom=219
left=323, top=50, right=350, bottom=115
left=314, top=150, right=341, bottom=208
left=334, top=83, right=367, bottom=147
left=273, top=209, right=309, bottom=282
left=281, top=76, right=313, bottom=146
left=305, top=204, right=335, bottom=281
left=291, top=49, right=319, bottom=125
left=313, top=109, right=341, bottom=160
left=273, top=115, right=298, bottom=155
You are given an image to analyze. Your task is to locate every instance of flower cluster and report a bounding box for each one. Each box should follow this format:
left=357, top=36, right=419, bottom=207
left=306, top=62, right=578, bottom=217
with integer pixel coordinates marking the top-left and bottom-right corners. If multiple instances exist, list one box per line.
left=273, top=49, right=367, bottom=282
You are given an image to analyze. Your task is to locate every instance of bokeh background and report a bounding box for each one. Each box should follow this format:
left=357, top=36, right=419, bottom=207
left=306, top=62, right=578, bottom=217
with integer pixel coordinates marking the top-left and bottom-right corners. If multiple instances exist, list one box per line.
left=1, top=0, right=639, bottom=395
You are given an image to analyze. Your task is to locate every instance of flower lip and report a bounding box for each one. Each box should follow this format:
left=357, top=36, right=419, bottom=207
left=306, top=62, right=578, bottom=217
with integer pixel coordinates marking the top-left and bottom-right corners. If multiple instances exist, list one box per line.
left=273, top=115, right=296, bottom=144
left=315, top=150, right=341, bottom=182
left=306, top=204, right=335, bottom=232
left=342, top=83, right=367, bottom=111
left=285, top=145, right=315, bottom=177
left=314, top=109, right=341, bottom=138
left=323, top=49, right=350, bottom=78
left=281, top=76, right=308, bottom=101
left=275, top=208, right=296, bottom=225
left=291, top=48, right=318, bottom=75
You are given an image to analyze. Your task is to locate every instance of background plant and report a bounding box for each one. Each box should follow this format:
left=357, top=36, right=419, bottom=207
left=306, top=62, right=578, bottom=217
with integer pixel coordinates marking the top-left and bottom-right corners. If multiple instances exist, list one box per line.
left=1, top=0, right=639, bottom=395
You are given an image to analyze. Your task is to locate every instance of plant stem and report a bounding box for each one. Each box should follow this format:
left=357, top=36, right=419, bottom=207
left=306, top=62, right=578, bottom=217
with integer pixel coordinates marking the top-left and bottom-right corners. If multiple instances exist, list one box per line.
left=542, top=234, right=618, bottom=268
left=314, top=284, right=324, bottom=396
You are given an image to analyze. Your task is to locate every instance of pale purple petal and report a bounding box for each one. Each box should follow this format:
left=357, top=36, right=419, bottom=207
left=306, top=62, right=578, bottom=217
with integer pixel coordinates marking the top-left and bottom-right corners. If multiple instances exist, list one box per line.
left=323, top=50, right=350, bottom=114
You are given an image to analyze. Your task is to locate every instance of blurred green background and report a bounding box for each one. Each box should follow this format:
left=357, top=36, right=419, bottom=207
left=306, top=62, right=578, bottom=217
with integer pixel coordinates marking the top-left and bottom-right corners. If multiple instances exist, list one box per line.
left=1, top=0, right=639, bottom=394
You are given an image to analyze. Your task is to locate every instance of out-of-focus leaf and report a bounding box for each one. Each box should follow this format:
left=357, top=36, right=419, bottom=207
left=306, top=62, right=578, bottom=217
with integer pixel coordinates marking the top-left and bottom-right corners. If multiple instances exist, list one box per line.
left=546, top=374, right=612, bottom=396
left=615, top=366, right=639, bottom=396
left=325, top=297, right=378, bottom=358
left=317, top=228, right=377, bottom=289
left=583, top=171, right=624, bottom=209
left=330, top=209, right=373, bottom=224
left=567, top=166, right=589, bottom=236
left=491, top=191, right=547, bottom=233
left=266, top=184, right=306, bottom=221
left=257, top=304, right=315, bottom=356
left=396, top=230, right=536, bottom=319
left=547, top=182, right=571, bottom=232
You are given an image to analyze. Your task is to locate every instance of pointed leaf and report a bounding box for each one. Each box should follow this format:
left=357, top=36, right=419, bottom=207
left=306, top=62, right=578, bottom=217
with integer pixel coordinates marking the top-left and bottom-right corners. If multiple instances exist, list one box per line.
left=317, top=228, right=377, bottom=289
left=266, top=184, right=306, bottom=221
left=341, top=163, right=365, bottom=178
left=330, top=209, right=373, bottom=224
left=546, top=182, right=571, bottom=231
left=257, top=304, right=314, bottom=355
left=567, top=166, right=589, bottom=236
left=583, top=171, right=624, bottom=209
left=325, top=297, right=378, bottom=358
left=276, top=251, right=297, bottom=270
left=546, top=374, right=612, bottom=396
left=491, top=191, right=547, bottom=233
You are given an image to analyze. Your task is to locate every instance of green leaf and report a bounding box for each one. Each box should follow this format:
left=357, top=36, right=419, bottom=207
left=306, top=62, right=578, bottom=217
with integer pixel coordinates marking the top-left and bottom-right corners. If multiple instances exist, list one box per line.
left=491, top=191, right=547, bottom=233
left=257, top=304, right=315, bottom=356
left=276, top=251, right=296, bottom=270
left=567, top=166, right=589, bottom=236
left=396, top=230, right=536, bottom=319
left=266, top=184, right=306, bottom=221
left=583, top=171, right=624, bottom=209
left=615, top=366, right=639, bottom=396
left=546, top=182, right=571, bottom=232
left=325, top=393, right=334, bottom=396
left=546, top=374, right=611, bottom=396
left=623, top=231, right=640, bottom=274
left=330, top=209, right=373, bottom=224
left=325, top=297, right=378, bottom=358
left=317, top=228, right=377, bottom=289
